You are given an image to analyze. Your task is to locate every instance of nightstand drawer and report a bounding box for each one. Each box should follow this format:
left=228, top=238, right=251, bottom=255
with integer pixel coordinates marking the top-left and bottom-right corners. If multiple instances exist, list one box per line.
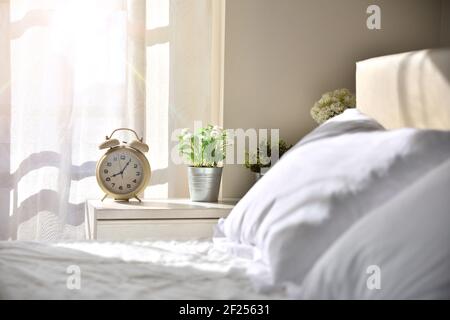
left=96, top=219, right=219, bottom=240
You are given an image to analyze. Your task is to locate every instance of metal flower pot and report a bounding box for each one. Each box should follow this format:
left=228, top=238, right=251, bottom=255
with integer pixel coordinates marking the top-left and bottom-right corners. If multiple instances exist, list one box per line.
left=188, top=167, right=222, bottom=202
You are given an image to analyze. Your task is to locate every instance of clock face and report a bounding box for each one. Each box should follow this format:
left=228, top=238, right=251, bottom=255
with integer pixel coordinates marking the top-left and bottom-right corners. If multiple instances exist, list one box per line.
left=98, top=147, right=147, bottom=196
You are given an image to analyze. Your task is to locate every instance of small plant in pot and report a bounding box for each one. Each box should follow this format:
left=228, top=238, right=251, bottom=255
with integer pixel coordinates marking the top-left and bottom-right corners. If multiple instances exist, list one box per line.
left=178, top=125, right=227, bottom=202
left=244, top=139, right=292, bottom=181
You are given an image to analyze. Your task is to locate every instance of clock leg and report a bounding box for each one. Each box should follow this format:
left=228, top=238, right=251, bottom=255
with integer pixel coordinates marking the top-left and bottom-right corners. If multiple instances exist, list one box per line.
left=101, top=194, right=108, bottom=202
left=134, top=195, right=142, bottom=203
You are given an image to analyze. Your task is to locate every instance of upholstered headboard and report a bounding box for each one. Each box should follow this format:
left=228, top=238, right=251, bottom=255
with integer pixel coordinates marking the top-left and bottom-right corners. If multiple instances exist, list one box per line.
left=356, top=48, right=450, bottom=130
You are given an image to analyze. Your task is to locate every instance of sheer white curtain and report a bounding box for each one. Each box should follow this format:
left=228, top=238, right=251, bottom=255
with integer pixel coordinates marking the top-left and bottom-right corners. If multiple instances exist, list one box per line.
left=145, top=0, right=224, bottom=199
left=0, top=0, right=146, bottom=240
left=0, top=0, right=224, bottom=240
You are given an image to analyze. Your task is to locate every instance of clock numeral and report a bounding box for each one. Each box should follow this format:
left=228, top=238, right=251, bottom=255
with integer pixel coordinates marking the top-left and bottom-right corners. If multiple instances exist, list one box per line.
left=112, top=183, right=115, bottom=187
left=120, top=155, right=126, bottom=160
left=136, top=172, right=141, bottom=176
left=103, top=169, right=108, bottom=174
left=119, top=186, right=123, bottom=190
left=132, top=179, right=137, bottom=183
left=133, top=164, right=138, bottom=168
left=107, top=162, right=112, bottom=167
left=127, top=184, right=131, bottom=189
left=106, top=177, right=111, bottom=182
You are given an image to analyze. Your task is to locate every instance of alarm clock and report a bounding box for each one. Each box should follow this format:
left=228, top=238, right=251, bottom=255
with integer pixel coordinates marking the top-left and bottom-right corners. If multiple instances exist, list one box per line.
left=96, top=128, right=151, bottom=202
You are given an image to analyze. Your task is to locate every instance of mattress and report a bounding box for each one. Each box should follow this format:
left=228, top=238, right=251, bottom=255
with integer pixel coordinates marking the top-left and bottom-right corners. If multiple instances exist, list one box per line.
left=0, top=240, right=287, bottom=299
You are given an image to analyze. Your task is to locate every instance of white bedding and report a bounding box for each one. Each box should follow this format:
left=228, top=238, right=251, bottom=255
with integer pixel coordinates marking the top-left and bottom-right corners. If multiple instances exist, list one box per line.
left=219, top=113, right=450, bottom=285
left=300, top=159, right=450, bottom=299
left=0, top=240, right=287, bottom=299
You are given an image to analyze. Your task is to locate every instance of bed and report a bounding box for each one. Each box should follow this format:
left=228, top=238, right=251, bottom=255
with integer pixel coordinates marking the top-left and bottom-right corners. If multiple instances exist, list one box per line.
left=0, top=240, right=285, bottom=299
left=1, top=48, right=449, bottom=300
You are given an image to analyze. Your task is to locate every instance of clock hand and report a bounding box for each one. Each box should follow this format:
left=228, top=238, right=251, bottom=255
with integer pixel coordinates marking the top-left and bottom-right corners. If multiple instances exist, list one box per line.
left=109, top=172, right=122, bottom=178
left=108, top=158, right=125, bottom=179
left=121, top=159, right=131, bottom=174
left=117, top=159, right=131, bottom=179
left=117, top=156, right=124, bottom=181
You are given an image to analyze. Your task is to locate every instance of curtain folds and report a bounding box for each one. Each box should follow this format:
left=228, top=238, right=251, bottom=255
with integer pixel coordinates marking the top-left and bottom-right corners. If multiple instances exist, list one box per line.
left=0, top=0, right=224, bottom=240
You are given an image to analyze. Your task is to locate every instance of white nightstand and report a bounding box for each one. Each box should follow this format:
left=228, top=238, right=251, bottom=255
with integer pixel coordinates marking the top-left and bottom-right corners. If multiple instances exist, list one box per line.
left=85, top=199, right=237, bottom=241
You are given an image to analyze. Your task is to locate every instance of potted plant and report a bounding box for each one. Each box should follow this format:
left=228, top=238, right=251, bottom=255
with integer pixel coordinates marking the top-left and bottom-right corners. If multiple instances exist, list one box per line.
left=178, top=125, right=227, bottom=202
left=310, top=88, right=356, bottom=124
left=244, top=139, right=292, bottom=181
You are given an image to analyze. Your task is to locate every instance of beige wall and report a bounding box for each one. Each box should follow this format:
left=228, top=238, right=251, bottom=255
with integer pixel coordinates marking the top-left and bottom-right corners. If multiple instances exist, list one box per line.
left=442, top=0, right=450, bottom=46
left=222, top=0, right=445, bottom=198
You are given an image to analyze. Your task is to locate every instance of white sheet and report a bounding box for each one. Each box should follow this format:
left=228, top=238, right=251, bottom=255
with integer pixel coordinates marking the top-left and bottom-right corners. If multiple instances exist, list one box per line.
left=0, top=240, right=287, bottom=299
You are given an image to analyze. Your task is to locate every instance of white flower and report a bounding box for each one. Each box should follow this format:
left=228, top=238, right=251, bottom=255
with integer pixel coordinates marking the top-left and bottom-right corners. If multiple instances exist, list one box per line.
left=210, top=126, right=222, bottom=139
left=180, top=128, right=190, bottom=135
left=210, top=130, right=221, bottom=138
left=310, top=88, right=356, bottom=124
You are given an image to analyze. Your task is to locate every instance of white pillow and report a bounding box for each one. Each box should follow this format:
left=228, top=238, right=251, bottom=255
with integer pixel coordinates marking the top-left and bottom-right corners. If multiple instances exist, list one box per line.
left=300, top=159, right=450, bottom=299
left=218, top=126, right=450, bottom=285
left=298, top=108, right=384, bottom=146
left=217, top=109, right=383, bottom=243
